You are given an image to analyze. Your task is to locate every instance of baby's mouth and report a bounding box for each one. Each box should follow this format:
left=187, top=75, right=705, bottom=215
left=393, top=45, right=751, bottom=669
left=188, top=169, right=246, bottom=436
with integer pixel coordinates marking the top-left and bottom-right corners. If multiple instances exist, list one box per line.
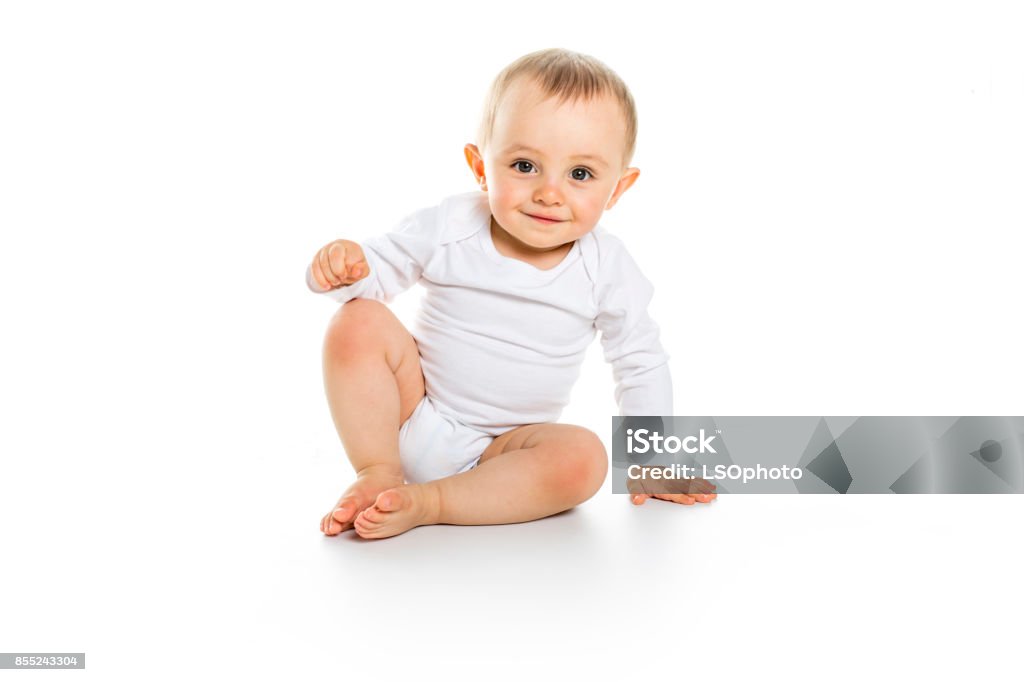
left=524, top=212, right=565, bottom=225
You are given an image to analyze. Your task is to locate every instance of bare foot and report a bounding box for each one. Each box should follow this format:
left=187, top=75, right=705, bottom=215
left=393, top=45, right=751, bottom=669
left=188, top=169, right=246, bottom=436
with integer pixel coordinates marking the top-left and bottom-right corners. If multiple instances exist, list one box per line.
left=321, top=470, right=405, bottom=536
left=352, top=484, right=440, bottom=539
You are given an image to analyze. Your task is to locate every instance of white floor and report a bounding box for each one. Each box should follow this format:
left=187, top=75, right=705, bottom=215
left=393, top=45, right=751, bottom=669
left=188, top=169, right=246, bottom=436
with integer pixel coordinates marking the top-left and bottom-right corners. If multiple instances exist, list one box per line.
left=8, top=443, right=1020, bottom=680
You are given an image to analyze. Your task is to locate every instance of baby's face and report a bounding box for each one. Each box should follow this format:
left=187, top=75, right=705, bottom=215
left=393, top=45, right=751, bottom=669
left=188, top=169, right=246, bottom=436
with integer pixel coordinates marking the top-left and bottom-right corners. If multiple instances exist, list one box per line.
left=466, top=78, right=639, bottom=261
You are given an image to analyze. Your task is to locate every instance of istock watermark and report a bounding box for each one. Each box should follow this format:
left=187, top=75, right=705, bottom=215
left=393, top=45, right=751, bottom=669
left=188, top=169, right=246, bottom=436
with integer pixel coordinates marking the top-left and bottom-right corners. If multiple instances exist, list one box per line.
left=612, top=416, right=1024, bottom=494
left=626, top=428, right=717, bottom=454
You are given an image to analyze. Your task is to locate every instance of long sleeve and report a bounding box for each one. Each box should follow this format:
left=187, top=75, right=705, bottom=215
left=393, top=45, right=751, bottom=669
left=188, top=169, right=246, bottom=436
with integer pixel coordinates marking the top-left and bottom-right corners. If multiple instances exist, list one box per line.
left=594, top=237, right=673, bottom=416
left=304, top=205, right=440, bottom=305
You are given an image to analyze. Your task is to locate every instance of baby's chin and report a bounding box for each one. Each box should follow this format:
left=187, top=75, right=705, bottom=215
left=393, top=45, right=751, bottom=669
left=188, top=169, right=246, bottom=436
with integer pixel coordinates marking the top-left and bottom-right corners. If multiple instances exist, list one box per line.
left=531, top=227, right=596, bottom=248
left=519, top=233, right=579, bottom=252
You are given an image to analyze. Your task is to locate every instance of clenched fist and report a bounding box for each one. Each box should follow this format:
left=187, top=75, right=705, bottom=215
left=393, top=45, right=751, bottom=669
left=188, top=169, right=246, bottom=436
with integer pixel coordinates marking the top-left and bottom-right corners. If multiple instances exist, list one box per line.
left=309, top=239, right=370, bottom=292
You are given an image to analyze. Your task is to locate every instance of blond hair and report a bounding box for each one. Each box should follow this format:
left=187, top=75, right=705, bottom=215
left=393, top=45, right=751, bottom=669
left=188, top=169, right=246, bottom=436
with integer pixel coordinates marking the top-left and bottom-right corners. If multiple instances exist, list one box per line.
left=475, top=48, right=638, bottom=171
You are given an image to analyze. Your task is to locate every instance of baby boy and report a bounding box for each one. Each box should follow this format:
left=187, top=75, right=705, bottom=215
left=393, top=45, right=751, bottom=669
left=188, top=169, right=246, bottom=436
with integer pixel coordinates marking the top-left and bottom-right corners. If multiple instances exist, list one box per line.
left=306, top=48, right=716, bottom=540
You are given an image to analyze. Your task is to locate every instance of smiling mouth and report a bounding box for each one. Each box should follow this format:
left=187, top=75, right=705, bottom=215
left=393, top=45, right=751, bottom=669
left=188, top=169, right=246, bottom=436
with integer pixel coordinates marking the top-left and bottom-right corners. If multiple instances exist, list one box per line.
left=525, top=213, right=564, bottom=224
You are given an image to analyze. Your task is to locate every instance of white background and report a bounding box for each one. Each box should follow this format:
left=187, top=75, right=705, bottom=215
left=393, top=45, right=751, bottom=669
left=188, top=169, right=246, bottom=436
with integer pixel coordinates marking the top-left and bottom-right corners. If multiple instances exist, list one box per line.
left=1, top=1, right=1021, bottom=679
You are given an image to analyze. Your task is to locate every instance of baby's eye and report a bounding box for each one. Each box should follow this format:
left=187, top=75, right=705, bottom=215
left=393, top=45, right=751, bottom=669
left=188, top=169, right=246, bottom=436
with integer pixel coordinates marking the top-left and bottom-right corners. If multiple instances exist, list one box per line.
left=512, top=160, right=593, bottom=181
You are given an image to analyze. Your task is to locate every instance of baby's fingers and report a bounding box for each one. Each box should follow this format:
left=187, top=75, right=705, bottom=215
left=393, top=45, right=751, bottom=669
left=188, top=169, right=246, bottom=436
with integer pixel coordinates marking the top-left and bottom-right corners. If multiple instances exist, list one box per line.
left=666, top=492, right=715, bottom=504
left=315, top=249, right=340, bottom=288
left=327, top=242, right=369, bottom=284
left=694, top=478, right=717, bottom=494
left=345, top=262, right=368, bottom=283
left=636, top=492, right=717, bottom=506
left=310, top=259, right=334, bottom=292
left=338, top=253, right=369, bottom=284
left=325, top=242, right=354, bottom=282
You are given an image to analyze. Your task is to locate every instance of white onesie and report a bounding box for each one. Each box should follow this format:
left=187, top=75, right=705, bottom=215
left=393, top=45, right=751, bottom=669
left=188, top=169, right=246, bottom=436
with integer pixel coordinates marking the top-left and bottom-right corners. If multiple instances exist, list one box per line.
left=307, top=190, right=673, bottom=482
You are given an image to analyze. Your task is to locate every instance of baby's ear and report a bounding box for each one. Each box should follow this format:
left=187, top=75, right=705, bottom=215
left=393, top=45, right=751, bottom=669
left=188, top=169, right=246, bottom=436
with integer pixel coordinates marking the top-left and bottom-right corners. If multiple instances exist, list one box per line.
left=606, top=168, right=640, bottom=210
left=464, top=144, right=487, bottom=185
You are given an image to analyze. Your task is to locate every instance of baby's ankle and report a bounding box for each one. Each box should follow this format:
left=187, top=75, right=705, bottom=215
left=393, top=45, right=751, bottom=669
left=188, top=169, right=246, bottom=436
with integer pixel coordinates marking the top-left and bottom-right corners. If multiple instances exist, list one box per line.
left=415, top=483, right=444, bottom=526
left=356, top=463, right=404, bottom=482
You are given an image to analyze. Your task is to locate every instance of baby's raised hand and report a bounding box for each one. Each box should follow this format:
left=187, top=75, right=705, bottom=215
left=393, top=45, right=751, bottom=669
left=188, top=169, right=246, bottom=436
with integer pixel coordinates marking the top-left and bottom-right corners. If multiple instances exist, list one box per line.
left=309, top=239, right=370, bottom=292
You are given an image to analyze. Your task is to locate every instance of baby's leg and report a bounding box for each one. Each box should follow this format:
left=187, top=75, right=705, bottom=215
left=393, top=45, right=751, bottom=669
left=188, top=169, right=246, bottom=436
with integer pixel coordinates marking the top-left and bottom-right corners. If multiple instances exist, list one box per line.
left=353, top=423, right=608, bottom=539
left=319, top=299, right=426, bottom=535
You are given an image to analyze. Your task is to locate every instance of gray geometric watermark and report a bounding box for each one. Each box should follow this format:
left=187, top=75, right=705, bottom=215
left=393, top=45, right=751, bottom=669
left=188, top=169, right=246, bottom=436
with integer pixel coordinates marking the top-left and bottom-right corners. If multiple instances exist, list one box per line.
left=612, top=416, right=1024, bottom=493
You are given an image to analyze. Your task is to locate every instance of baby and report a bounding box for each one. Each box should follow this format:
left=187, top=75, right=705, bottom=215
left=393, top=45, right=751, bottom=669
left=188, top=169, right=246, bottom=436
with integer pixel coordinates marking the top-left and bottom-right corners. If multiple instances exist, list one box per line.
left=307, top=48, right=716, bottom=540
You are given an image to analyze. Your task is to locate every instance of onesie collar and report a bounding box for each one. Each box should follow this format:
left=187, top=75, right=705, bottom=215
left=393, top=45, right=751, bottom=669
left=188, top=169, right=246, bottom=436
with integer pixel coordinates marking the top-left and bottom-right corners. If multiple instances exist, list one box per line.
left=438, top=191, right=492, bottom=245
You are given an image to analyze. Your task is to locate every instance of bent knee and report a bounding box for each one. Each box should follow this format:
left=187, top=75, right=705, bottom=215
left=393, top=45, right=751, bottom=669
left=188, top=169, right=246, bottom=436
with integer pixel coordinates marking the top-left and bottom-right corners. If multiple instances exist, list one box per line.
left=323, top=299, right=400, bottom=360
left=547, top=427, right=608, bottom=504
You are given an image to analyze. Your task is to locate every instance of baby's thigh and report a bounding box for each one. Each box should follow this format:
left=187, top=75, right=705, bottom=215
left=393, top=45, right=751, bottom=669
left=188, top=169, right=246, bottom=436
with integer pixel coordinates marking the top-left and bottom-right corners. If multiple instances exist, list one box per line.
left=330, top=298, right=426, bottom=425
left=479, top=423, right=606, bottom=467
left=477, top=422, right=608, bottom=497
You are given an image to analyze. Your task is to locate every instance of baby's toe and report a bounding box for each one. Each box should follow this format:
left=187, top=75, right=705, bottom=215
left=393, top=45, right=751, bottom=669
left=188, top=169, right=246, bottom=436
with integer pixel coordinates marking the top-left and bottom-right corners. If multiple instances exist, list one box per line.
left=354, top=516, right=382, bottom=535
left=354, top=522, right=379, bottom=539
left=332, top=500, right=358, bottom=525
left=360, top=506, right=386, bottom=523
left=374, top=488, right=405, bottom=512
left=323, top=513, right=344, bottom=535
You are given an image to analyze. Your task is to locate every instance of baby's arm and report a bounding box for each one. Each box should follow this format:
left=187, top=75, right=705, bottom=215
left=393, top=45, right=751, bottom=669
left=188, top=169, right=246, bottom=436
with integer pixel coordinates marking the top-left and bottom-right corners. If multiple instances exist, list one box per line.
left=304, top=206, right=440, bottom=304
left=595, top=238, right=715, bottom=506
left=594, top=239, right=673, bottom=416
